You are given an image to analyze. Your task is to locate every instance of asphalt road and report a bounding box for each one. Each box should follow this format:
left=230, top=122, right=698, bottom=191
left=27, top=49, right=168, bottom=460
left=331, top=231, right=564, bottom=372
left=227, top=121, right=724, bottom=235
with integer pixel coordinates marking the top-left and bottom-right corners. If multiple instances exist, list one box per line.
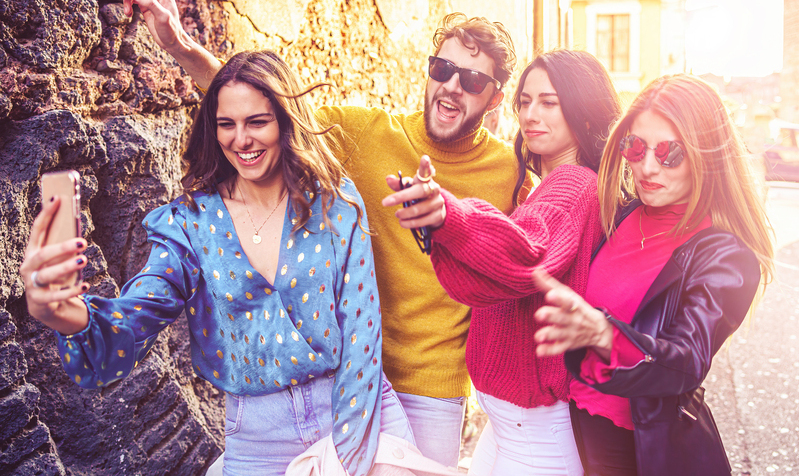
left=705, top=181, right=799, bottom=475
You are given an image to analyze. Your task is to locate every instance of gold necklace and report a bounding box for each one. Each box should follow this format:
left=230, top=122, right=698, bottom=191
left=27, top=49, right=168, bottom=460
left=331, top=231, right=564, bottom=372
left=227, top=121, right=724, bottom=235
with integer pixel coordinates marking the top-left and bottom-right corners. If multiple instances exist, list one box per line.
left=639, top=208, right=669, bottom=250
left=239, top=183, right=288, bottom=244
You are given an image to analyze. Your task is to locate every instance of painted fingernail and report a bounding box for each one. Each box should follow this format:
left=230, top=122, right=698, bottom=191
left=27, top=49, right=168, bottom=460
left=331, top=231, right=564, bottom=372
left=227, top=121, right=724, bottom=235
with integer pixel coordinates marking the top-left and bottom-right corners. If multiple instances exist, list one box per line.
left=50, top=196, right=55, bottom=202
left=76, top=258, right=84, bottom=265
left=81, top=284, right=89, bottom=292
left=77, top=242, right=84, bottom=249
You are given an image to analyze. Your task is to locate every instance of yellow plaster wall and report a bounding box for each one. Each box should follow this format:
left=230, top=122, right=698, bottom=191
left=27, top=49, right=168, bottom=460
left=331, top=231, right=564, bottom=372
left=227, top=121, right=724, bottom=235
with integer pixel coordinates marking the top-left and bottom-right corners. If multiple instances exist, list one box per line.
left=571, top=1, right=588, bottom=50
left=639, top=0, right=662, bottom=88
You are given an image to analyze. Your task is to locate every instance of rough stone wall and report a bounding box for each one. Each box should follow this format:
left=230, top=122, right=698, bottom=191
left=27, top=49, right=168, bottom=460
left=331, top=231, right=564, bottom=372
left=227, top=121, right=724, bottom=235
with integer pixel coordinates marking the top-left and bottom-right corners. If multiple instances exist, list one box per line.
left=0, top=0, right=453, bottom=474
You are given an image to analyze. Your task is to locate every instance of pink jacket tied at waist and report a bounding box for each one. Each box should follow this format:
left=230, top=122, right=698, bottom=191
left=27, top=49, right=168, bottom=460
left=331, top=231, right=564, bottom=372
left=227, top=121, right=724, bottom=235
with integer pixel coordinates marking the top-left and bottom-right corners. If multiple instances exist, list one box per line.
left=286, top=433, right=461, bottom=476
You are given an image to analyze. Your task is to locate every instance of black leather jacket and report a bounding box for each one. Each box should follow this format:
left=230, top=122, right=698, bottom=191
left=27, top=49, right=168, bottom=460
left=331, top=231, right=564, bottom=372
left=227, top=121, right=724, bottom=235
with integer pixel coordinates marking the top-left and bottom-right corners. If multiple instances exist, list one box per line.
left=565, top=201, right=761, bottom=476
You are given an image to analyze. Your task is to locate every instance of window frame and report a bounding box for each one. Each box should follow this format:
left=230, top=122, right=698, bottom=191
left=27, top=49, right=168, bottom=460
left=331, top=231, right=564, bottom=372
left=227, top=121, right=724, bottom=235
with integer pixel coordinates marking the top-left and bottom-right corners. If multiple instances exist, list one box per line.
left=586, top=1, right=642, bottom=91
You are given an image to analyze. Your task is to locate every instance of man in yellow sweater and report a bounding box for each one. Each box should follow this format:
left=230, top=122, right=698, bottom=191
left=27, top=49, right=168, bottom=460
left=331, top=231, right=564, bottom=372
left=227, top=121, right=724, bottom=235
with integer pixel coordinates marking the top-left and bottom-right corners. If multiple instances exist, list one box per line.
left=125, top=0, right=525, bottom=468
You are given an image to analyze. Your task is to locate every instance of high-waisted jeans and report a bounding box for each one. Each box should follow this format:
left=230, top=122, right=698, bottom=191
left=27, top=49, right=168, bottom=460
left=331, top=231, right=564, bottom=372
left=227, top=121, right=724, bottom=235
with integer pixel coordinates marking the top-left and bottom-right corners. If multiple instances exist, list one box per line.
left=222, top=373, right=414, bottom=476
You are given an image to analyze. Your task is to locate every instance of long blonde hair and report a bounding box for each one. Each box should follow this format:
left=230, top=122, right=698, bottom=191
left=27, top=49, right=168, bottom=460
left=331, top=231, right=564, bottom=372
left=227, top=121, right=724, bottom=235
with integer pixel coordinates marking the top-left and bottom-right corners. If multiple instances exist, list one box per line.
left=598, top=74, right=774, bottom=292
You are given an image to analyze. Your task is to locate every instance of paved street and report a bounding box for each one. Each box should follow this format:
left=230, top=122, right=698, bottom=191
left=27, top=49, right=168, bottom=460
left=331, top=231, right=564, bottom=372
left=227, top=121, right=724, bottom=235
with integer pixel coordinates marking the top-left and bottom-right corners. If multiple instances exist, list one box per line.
left=704, top=181, right=799, bottom=475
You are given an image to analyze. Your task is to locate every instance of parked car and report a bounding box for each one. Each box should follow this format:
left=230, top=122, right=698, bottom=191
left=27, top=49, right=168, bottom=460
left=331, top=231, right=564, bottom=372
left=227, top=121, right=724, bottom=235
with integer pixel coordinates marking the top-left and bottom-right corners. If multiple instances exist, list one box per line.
left=764, top=119, right=799, bottom=182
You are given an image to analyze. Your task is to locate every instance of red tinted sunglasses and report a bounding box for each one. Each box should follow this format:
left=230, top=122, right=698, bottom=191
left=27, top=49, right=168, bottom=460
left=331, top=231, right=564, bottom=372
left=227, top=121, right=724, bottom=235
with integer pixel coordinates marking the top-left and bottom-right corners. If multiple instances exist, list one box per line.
left=427, top=56, right=501, bottom=95
left=619, top=134, right=685, bottom=168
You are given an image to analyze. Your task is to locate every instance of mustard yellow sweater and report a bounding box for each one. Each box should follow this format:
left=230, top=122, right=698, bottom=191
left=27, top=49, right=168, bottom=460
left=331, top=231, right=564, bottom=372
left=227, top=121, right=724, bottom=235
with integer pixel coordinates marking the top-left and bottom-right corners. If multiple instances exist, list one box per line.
left=318, top=106, right=524, bottom=398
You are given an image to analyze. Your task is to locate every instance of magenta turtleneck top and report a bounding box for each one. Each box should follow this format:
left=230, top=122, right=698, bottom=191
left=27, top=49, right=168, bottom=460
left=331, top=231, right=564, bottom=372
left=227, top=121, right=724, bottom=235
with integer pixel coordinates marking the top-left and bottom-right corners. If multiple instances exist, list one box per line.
left=572, top=203, right=712, bottom=430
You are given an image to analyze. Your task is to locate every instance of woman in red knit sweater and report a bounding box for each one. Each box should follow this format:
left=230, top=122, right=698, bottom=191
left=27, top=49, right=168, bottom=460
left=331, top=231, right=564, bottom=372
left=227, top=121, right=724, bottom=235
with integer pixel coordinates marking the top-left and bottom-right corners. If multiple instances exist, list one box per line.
left=384, top=50, right=621, bottom=475
left=531, top=74, right=774, bottom=476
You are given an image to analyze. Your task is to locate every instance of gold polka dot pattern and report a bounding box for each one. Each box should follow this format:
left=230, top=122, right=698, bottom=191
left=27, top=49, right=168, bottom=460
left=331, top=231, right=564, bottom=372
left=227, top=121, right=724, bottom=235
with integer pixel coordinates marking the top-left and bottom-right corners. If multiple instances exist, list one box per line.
left=58, top=181, right=382, bottom=476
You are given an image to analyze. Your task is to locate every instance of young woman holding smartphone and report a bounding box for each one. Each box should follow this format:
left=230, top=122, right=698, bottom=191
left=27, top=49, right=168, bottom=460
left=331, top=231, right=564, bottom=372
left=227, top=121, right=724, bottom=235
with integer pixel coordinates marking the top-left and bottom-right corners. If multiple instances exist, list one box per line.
left=20, top=50, right=413, bottom=476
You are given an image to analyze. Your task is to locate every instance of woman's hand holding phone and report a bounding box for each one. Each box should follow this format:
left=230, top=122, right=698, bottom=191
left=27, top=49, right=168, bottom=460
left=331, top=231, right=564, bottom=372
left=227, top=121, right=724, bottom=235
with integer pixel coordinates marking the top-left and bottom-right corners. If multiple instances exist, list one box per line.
left=20, top=187, right=90, bottom=335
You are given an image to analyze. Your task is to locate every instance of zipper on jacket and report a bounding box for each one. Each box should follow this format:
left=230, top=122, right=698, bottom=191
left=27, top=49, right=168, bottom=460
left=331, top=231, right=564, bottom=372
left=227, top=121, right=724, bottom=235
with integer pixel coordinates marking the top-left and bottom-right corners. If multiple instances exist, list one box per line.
left=602, top=312, right=656, bottom=369
left=678, top=405, right=698, bottom=421
left=612, top=353, right=655, bottom=373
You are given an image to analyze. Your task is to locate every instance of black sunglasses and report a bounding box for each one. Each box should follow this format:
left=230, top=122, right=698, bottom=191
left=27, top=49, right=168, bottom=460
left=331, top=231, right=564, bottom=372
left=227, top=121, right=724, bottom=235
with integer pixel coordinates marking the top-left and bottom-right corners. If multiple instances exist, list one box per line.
left=427, top=56, right=501, bottom=95
left=619, top=134, right=685, bottom=168
left=397, top=171, right=431, bottom=255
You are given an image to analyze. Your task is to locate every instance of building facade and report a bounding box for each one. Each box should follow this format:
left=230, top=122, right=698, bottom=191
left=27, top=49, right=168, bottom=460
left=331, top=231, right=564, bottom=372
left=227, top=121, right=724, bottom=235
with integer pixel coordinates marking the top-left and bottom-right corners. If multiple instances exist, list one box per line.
left=567, top=0, right=686, bottom=98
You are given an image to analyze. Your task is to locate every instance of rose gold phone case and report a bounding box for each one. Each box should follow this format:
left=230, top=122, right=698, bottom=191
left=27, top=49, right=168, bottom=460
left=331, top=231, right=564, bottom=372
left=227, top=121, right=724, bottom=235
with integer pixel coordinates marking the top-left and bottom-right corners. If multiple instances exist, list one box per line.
left=41, top=170, right=82, bottom=287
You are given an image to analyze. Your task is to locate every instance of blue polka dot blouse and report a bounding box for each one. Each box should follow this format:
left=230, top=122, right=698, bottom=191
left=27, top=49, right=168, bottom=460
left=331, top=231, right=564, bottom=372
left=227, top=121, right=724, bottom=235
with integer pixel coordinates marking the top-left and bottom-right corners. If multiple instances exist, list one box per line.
left=56, top=178, right=383, bottom=476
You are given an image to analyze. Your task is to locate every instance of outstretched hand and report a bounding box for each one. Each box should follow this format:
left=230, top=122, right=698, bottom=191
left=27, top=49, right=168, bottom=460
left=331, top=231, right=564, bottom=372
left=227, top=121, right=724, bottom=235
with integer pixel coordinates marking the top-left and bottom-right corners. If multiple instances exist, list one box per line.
left=382, top=155, right=447, bottom=230
left=123, top=0, right=191, bottom=53
left=532, top=268, right=613, bottom=359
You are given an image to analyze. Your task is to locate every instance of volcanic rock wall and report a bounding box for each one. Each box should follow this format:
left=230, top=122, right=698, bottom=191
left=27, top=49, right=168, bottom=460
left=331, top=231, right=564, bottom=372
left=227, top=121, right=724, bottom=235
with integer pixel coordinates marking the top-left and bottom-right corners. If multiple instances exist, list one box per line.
left=0, top=0, right=450, bottom=474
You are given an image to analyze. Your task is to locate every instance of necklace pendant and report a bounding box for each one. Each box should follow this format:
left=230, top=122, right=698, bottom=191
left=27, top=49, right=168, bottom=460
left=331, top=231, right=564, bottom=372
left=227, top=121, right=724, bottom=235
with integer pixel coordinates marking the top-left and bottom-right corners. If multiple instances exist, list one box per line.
left=253, top=234, right=262, bottom=244
left=640, top=238, right=645, bottom=250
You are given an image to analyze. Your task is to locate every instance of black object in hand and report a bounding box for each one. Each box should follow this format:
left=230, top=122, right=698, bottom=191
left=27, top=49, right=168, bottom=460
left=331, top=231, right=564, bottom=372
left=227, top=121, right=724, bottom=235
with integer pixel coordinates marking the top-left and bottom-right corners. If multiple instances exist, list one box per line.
left=397, top=171, right=432, bottom=255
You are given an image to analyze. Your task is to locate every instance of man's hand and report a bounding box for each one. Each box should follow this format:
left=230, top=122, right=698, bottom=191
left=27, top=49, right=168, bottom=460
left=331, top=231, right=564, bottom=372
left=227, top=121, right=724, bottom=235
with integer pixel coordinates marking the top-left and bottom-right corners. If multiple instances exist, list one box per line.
left=122, top=0, right=222, bottom=89
left=123, top=0, right=190, bottom=53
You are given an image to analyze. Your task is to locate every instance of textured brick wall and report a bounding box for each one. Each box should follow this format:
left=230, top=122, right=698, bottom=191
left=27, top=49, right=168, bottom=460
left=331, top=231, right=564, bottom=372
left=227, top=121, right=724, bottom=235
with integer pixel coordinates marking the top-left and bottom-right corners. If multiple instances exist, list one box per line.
left=0, top=0, right=453, bottom=474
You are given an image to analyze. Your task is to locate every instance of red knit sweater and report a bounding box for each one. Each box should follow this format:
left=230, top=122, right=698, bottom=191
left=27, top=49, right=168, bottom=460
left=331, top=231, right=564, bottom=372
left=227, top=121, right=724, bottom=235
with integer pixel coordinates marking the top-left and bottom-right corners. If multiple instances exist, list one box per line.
left=430, top=165, right=603, bottom=408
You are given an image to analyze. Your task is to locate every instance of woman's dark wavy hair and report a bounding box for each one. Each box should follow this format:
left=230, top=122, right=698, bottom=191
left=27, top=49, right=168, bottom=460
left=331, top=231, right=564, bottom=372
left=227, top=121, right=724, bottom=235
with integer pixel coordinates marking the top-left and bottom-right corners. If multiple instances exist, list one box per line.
left=180, top=50, right=363, bottom=233
left=511, top=49, right=622, bottom=206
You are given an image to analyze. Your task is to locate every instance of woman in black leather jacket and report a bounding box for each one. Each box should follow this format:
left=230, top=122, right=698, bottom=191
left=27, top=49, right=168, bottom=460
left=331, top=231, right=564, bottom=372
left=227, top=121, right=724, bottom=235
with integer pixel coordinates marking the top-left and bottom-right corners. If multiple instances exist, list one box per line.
left=530, top=74, right=774, bottom=476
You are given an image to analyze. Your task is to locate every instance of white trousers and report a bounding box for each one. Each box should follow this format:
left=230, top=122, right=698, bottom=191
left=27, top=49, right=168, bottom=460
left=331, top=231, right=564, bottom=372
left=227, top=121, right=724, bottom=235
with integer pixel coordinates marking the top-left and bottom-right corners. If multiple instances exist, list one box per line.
left=469, top=392, right=584, bottom=476
left=395, top=392, right=466, bottom=468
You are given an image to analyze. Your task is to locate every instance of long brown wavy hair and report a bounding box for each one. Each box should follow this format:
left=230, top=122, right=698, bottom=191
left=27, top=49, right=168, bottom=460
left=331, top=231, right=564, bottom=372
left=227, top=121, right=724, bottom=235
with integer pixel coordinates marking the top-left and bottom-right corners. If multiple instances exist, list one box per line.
left=598, top=74, right=774, bottom=292
left=180, top=50, right=363, bottom=233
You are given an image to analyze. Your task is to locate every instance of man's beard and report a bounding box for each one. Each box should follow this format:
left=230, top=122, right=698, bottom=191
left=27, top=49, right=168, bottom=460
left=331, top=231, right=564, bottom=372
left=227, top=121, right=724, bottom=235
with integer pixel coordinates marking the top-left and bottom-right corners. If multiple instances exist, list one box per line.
left=423, top=93, right=486, bottom=143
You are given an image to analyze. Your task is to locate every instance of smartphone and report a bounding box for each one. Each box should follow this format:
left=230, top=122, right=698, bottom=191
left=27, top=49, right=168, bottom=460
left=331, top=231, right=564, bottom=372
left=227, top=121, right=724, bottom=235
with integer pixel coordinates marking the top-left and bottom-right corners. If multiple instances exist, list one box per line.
left=41, top=170, right=82, bottom=287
